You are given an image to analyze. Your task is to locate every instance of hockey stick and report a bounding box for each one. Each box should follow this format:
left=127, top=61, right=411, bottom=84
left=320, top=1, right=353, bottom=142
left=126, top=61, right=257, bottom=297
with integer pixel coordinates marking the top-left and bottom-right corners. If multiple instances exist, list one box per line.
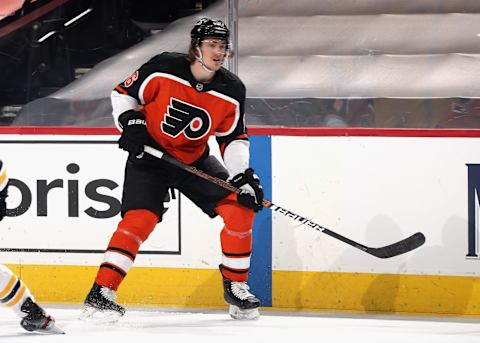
left=143, top=145, right=425, bottom=258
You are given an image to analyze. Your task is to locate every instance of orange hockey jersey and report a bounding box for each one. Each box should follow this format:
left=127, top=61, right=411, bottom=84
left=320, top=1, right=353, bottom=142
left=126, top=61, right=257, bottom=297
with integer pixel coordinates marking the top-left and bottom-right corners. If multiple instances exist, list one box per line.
left=113, top=52, right=248, bottom=164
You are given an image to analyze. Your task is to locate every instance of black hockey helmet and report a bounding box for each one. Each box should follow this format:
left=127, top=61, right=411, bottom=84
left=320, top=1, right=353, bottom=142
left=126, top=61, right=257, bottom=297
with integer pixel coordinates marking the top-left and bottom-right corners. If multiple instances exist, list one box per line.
left=191, top=18, right=230, bottom=44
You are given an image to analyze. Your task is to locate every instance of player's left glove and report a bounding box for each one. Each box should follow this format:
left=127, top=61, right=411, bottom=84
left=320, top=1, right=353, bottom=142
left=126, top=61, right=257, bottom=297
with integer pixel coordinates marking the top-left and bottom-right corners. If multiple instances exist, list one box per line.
left=229, top=168, right=264, bottom=212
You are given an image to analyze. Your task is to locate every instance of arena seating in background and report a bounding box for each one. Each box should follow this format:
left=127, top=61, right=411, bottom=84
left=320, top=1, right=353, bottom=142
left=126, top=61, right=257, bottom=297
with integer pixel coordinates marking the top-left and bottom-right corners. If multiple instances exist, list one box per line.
left=2, top=0, right=480, bottom=128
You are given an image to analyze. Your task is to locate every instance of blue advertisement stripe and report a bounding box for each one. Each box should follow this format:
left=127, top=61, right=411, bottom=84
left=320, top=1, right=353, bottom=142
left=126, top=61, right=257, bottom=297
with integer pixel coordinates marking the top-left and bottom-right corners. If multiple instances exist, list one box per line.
left=248, top=135, right=272, bottom=307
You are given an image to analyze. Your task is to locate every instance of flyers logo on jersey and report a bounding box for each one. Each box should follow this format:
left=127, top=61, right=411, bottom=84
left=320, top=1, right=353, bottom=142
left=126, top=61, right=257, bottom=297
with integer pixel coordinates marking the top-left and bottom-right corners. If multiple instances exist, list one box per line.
left=162, top=98, right=211, bottom=140
left=124, top=71, right=139, bottom=88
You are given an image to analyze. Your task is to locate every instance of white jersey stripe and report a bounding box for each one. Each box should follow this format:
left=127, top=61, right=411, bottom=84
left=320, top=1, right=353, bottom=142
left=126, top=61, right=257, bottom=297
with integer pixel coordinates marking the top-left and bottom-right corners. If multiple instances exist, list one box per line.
left=103, top=251, right=134, bottom=273
left=222, top=255, right=251, bottom=270
left=138, top=72, right=191, bottom=105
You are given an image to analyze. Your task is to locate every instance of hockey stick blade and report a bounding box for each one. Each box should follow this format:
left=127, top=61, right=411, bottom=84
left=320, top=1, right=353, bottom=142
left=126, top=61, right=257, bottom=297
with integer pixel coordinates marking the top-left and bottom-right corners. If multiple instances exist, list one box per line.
left=267, top=201, right=426, bottom=258
left=143, top=145, right=426, bottom=259
left=365, top=232, right=426, bottom=258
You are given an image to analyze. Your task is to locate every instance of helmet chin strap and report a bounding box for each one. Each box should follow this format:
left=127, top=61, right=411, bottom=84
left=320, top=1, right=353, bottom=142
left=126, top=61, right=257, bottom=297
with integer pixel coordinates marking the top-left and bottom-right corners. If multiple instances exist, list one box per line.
left=195, top=47, right=215, bottom=74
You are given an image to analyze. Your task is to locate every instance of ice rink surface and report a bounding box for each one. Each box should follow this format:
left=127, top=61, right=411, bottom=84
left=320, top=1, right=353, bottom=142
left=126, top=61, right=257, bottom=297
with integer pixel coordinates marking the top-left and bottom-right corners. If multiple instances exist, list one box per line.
left=1, top=305, right=480, bottom=343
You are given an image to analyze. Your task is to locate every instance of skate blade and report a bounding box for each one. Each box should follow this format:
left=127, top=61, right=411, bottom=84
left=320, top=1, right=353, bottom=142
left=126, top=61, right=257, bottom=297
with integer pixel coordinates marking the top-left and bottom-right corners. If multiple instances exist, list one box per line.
left=228, top=305, right=260, bottom=320
left=79, top=305, right=123, bottom=324
left=37, top=322, right=65, bottom=335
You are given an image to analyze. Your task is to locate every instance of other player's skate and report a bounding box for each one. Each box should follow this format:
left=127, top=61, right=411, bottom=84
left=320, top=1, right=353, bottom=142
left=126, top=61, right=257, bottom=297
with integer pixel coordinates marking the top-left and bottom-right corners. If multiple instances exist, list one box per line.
left=223, top=279, right=261, bottom=320
left=79, top=283, right=125, bottom=323
left=20, top=297, right=64, bottom=334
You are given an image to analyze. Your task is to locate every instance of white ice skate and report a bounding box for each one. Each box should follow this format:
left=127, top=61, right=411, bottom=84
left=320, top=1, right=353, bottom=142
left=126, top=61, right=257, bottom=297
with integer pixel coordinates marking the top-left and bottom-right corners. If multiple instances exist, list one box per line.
left=223, top=280, right=261, bottom=320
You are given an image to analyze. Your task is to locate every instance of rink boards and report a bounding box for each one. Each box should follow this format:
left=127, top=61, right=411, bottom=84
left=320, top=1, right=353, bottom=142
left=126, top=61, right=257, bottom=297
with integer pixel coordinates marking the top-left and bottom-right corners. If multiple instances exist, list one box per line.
left=1, top=129, right=480, bottom=316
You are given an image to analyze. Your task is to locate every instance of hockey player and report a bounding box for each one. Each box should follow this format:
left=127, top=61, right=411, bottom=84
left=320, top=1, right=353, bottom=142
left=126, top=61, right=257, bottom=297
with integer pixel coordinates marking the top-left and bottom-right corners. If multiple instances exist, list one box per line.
left=0, top=160, right=63, bottom=334
left=81, top=18, right=264, bottom=321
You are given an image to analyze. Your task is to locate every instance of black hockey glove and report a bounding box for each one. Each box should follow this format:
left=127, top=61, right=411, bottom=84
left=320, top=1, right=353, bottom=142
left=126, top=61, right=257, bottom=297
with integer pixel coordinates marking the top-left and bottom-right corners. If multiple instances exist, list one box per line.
left=229, top=168, right=264, bottom=212
left=117, top=110, right=149, bottom=157
left=0, top=187, right=7, bottom=221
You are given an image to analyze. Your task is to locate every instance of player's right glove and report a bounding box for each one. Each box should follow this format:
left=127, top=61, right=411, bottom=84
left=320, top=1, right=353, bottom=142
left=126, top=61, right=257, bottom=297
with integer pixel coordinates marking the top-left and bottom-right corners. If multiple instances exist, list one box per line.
left=229, top=168, right=264, bottom=212
left=117, top=110, right=150, bottom=157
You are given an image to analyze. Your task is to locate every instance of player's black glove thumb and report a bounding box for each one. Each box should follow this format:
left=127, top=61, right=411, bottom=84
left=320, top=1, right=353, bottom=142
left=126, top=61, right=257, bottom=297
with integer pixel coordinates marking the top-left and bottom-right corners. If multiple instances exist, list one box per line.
left=229, top=168, right=264, bottom=212
left=117, top=110, right=149, bottom=157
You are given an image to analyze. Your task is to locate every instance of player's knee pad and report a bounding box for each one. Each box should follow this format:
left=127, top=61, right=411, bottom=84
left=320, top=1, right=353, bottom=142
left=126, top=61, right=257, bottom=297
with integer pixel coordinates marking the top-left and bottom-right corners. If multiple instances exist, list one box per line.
left=117, top=209, right=159, bottom=243
left=216, top=198, right=255, bottom=233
